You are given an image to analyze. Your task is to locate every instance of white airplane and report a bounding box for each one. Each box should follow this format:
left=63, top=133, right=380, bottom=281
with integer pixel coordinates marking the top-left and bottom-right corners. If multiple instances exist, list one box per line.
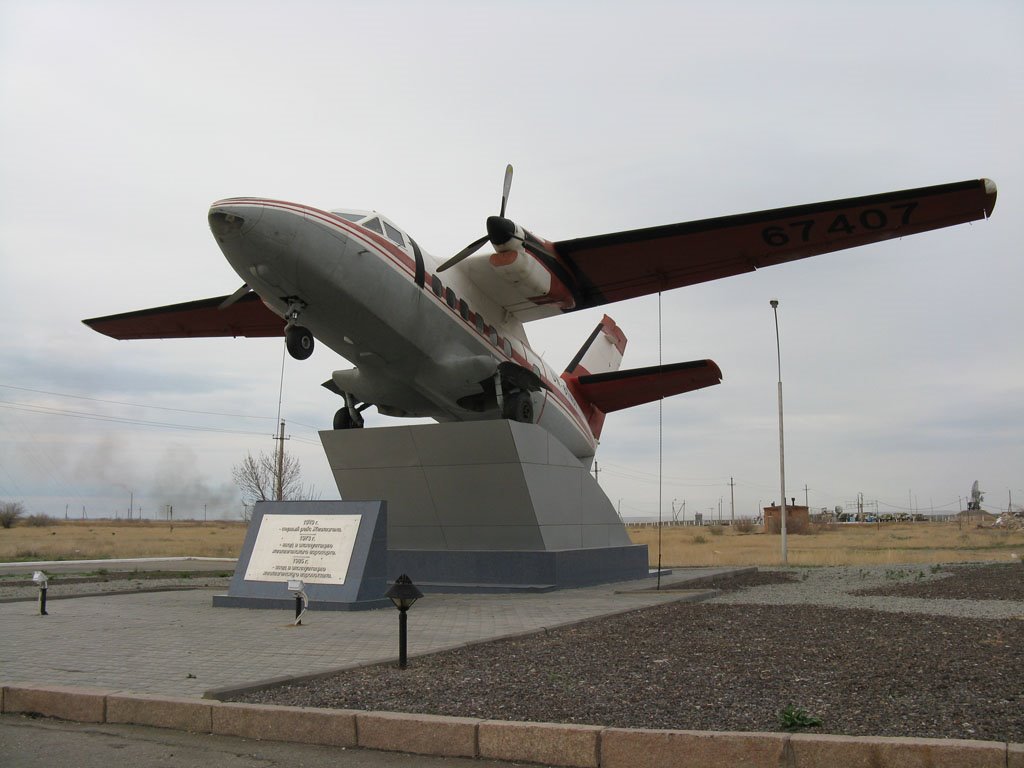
left=84, top=168, right=996, bottom=467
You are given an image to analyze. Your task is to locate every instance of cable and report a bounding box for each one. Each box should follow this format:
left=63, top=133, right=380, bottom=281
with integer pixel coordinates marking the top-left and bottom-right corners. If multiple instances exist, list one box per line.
left=0, top=383, right=277, bottom=421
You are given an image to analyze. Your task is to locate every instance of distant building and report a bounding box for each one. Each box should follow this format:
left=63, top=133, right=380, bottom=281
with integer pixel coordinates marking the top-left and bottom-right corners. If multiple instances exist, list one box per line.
left=763, top=502, right=810, bottom=534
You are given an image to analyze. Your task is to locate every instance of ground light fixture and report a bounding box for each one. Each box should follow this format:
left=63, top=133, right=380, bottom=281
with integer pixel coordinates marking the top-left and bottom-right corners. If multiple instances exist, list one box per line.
left=32, top=571, right=48, bottom=616
left=385, top=574, right=423, bottom=669
left=287, top=578, right=308, bottom=625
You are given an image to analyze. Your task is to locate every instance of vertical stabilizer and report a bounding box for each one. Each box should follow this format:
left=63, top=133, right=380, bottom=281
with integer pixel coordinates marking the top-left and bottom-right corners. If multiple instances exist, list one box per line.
left=564, top=315, right=627, bottom=376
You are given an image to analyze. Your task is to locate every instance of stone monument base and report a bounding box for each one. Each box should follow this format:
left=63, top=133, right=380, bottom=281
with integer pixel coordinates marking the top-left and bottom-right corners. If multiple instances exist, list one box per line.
left=321, top=420, right=650, bottom=591
left=388, top=545, right=650, bottom=592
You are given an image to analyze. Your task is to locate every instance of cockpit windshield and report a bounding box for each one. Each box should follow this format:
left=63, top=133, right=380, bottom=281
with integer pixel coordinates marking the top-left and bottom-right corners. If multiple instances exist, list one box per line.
left=330, top=208, right=409, bottom=248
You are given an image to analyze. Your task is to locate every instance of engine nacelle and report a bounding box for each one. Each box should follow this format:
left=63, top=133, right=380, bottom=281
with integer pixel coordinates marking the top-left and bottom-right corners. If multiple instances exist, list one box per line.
left=489, top=244, right=575, bottom=310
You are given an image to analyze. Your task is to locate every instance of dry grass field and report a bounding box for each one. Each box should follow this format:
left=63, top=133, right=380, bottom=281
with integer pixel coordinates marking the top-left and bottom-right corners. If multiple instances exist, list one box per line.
left=3, top=518, right=1022, bottom=568
left=0, top=519, right=248, bottom=561
left=628, top=521, right=1024, bottom=567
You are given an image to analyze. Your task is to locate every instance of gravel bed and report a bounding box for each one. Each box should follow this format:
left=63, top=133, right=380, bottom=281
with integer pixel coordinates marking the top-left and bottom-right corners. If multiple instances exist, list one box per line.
left=234, top=564, right=1024, bottom=743
left=851, top=562, right=1023, bottom=601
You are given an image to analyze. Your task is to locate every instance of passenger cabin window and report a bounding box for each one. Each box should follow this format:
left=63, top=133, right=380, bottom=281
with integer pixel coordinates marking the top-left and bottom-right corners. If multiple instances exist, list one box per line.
left=503, top=339, right=513, bottom=357
left=383, top=221, right=405, bottom=247
left=431, top=275, right=443, bottom=297
left=458, top=299, right=470, bottom=321
left=489, top=328, right=498, bottom=345
left=445, top=287, right=457, bottom=309
left=363, top=217, right=384, bottom=235
left=475, top=315, right=485, bottom=334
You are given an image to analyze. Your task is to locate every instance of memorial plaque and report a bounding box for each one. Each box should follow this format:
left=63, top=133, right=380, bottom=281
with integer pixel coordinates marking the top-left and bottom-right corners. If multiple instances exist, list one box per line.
left=214, top=500, right=389, bottom=611
left=244, top=514, right=360, bottom=585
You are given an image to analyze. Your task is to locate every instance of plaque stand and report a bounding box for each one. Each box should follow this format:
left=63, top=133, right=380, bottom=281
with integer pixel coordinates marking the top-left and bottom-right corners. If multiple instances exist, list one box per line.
left=213, top=500, right=389, bottom=611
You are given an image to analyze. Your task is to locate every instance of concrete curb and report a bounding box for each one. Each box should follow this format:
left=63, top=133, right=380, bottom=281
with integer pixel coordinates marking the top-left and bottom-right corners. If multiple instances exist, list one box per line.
left=1, top=682, right=1018, bottom=767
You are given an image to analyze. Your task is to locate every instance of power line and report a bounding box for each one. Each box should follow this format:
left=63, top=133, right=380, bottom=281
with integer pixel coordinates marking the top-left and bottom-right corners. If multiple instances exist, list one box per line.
left=0, top=400, right=275, bottom=438
left=0, top=383, right=278, bottom=421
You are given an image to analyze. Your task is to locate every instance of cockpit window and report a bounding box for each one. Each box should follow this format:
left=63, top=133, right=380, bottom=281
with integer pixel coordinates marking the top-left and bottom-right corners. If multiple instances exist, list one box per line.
left=383, top=221, right=405, bottom=246
left=334, top=212, right=364, bottom=222
left=362, top=217, right=384, bottom=234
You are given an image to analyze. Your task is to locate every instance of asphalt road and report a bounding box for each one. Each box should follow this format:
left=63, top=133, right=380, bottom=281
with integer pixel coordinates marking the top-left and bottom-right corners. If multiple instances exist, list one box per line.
left=0, top=715, right=531, bottom=768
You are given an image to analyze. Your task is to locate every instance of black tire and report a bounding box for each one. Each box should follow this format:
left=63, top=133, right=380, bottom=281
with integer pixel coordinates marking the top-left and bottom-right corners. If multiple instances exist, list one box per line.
left=504, top=393, right=534, bottom=423
left=333, top=408, right=357, bottom=430
left=285, top=325, right=314, bottom=360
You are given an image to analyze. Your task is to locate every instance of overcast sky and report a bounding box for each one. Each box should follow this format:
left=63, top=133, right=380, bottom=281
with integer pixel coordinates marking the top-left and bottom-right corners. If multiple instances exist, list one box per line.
left=1, top=0, right=1020, bottom=522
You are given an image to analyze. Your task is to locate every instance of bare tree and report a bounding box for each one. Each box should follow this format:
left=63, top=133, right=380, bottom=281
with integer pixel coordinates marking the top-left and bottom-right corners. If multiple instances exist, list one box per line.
left=0, top=500, right=25, bottom=529
left=232, top=450, right=309, bottom=514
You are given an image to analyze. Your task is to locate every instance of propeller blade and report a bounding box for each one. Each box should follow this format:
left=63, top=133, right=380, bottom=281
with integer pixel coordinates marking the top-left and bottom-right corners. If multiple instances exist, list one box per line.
left=218, top=283, right=252, bottom=309
left=437, top=234, right=489, bottom=272
left=500, top=164, right=513, bottom=218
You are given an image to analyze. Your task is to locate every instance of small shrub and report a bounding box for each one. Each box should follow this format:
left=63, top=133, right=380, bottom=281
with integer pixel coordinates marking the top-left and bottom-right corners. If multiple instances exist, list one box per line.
left=692, top=534, right=708, bottom=544
left=0, top=501, right=25, bottom=528
left=734, top=518, right=757, bottom=534
left=778, top=705, right=822, bottom=731
left=26, top=513, right=53, bottom=527
left=709, top=525, right=724, bottom=536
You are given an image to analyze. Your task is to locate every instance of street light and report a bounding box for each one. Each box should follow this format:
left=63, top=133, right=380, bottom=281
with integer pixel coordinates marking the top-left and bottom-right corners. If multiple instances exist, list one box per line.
left=385, top=574, right=423, bottom=669
left=770, top=299, right=788, bottom=565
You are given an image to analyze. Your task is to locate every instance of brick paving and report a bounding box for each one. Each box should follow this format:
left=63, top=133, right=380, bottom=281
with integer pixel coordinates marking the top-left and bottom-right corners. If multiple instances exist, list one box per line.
left=0, top=566, right=733, bottom=698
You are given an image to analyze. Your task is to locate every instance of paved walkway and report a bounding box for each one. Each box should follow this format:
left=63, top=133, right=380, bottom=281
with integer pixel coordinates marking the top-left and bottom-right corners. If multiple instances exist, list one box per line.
left=0, top=565, right=736, bottom=699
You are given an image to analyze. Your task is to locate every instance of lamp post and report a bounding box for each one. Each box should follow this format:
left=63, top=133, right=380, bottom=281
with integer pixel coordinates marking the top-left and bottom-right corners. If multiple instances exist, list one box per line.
left=770, top=299, right=788, bottom=565
left=385, top=574, right=423, bottom=669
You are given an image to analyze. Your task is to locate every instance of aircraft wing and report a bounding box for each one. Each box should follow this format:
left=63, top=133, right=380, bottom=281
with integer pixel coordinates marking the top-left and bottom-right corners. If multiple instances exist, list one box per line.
left=553, top=178, right=996, bottom=311
left=83, top=292, right=284, bottom=340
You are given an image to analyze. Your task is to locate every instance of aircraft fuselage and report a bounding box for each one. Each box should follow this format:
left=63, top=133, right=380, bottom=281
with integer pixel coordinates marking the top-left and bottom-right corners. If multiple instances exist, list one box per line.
left=208, top=198, right=599, bottom=462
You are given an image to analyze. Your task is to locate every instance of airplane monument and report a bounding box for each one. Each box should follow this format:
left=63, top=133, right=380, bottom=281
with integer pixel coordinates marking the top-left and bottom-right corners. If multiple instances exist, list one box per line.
left=85, top=168, right=996, bottom=600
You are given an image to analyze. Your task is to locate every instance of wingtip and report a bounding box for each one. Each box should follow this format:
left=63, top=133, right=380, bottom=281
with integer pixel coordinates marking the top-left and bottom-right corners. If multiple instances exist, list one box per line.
left=982, top=178, right=997, bottom=217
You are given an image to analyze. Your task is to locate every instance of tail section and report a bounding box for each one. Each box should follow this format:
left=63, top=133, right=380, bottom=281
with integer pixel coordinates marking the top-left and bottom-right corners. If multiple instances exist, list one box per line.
left=563, top=316, right=722, bottom=440
left=563, top=315, right=627, bottom=377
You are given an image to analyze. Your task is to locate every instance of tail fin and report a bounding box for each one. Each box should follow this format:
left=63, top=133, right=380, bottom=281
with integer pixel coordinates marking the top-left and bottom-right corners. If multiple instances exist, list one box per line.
left=564, top=315, right=627, bottom=377
left=563, top=316, right=722, bottom=440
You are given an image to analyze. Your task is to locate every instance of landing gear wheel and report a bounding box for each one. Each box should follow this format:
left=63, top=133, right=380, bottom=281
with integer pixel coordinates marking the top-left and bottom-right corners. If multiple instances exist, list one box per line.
left=333, top=408, right=359, bottom=430
left=503, top=393, right=534, bottom=423
left=285, top=325, right=314, bottom=360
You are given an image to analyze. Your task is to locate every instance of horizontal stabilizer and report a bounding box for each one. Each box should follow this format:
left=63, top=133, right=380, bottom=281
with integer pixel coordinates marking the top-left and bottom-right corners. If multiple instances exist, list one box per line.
left=572, top=359, right=722, bottom=413
left=83, top=293, right=284, bottom=340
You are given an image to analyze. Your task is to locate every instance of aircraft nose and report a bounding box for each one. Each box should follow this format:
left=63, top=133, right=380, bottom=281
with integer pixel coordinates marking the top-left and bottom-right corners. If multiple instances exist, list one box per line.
left=208, top=201, right=264, bottom=242
left=209, top=210, right=245, bottom=240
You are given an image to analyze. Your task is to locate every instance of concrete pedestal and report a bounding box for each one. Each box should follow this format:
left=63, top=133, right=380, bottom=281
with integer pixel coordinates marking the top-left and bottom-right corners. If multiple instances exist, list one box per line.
left=320, top=421, right=648, bottom=590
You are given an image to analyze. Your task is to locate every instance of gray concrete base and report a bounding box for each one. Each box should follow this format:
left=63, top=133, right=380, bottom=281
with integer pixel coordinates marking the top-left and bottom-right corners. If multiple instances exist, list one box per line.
left=389, top=544, right=650, bottom=592
left=321, top=421, right=650, bottom=590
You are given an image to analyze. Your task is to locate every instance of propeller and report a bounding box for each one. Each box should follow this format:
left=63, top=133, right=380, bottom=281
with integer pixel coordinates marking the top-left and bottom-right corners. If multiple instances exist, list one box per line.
left=438, top=165, right=520, bottom=272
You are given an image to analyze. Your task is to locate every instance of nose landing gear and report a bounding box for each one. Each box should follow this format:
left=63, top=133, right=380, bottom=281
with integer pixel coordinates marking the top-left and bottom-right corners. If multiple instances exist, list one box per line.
left=285, top=325, right=314, bottom=360
left=283, top=299, right=314, bottom=360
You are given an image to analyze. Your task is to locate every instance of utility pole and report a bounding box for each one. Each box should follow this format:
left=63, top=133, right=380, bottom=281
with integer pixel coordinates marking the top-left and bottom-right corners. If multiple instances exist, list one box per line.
left=804, top=484, right=809, bottom=509
left=729, top=477, right=735, bottom=524
left=274, top=419, right=288, bottom=501
left=129, top=491, right=133, bottom=522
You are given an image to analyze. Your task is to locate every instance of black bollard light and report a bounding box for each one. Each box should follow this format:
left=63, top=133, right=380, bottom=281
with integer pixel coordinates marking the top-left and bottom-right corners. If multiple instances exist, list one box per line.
left=33, top=571, right=48, bottom=616
left=385, top=574, right=422, bottom=669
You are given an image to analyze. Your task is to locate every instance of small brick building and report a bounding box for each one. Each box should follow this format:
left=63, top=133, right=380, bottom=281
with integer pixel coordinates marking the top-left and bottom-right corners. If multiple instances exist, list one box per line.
left=763, top=503, right=810, bottom=534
